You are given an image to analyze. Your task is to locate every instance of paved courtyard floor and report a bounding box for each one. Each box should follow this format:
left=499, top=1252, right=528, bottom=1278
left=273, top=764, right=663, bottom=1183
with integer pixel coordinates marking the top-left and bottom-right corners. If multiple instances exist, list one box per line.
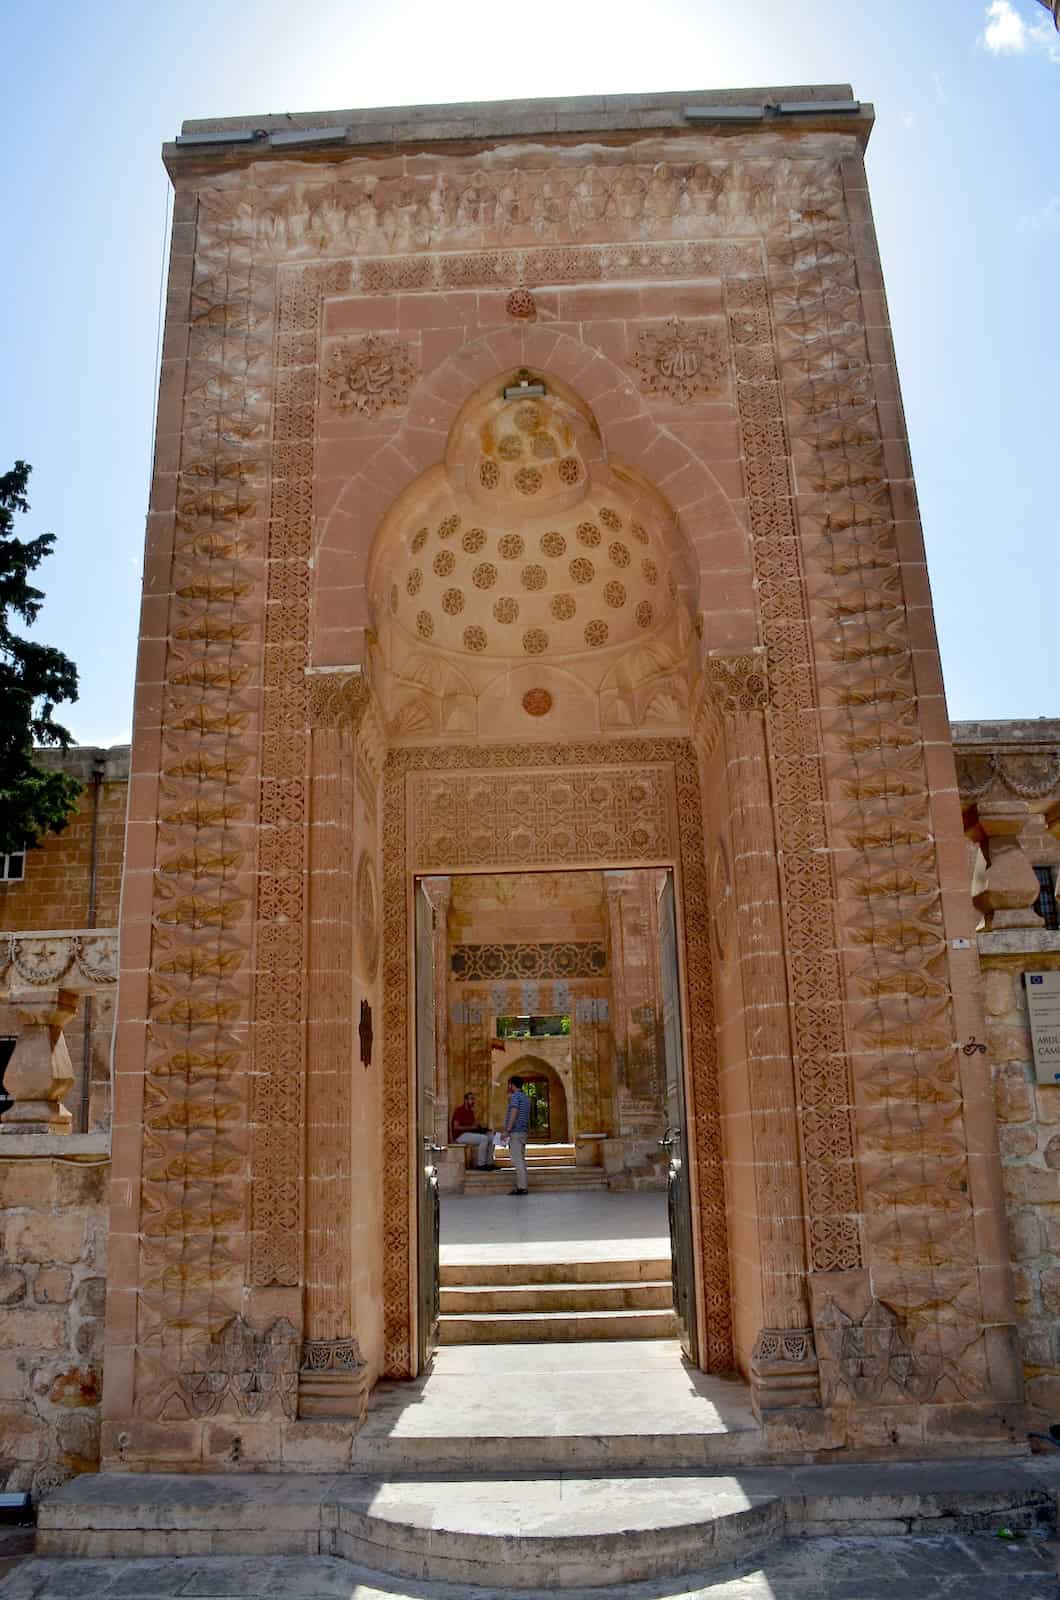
left=439, top=1190, right=669, bottom=1264
left=2, top=1532, right=1057, bottom=1598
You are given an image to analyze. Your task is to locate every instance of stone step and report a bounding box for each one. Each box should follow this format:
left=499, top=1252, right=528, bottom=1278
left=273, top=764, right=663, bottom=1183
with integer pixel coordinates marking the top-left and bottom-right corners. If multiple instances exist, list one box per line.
left=462, top=1168, right=607, bottom=1192
left=441, top=1257, right=673, bottom=1287
left=440, top=1280, right=674, bottom=1314
left=439, top=1306, right=681, bottom=1343
left=36, top=1462, right=1060, bottom=1590
left=495, top=1154, right=580, bottom=1166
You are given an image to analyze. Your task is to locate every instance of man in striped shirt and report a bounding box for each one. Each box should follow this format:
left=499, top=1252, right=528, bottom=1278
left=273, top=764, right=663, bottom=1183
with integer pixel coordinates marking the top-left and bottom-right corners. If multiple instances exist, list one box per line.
left=503, top=1075, right=531, bottom=1196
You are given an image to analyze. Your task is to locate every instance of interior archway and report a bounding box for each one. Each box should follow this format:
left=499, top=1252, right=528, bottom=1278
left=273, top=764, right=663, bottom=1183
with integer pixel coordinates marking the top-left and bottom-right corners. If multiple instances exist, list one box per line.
left=498, top=1053, right=569, bottom=1143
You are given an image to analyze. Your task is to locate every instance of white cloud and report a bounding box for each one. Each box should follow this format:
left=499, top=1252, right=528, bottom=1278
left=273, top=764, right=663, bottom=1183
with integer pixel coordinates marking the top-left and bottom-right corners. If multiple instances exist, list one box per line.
left=981, top=0, right=1060, bottom=59
left=1018, top=194, right=1060, bottom=231
left=932, top=70, right=947, bottom=103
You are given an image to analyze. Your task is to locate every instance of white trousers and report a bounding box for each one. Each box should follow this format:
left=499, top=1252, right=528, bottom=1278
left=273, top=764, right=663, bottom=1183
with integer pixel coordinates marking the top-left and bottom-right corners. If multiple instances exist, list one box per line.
left=455, top=1131, right=497, bottom=1168
left=508, top=1132, right=529, bottom=1190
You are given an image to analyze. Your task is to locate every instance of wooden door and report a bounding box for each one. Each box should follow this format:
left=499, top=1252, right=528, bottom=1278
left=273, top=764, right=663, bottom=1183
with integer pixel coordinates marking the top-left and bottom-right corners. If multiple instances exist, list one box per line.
left=415, top=881, right=440, bottom=1372
left=658, top=873, right=699, bottom=1364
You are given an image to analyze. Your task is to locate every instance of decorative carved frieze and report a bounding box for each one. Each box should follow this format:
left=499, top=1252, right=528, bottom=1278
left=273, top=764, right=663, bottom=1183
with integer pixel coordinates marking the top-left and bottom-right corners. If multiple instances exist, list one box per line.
left=956, top=747, right=1060, bottom=805
left=450, top=942, right=606, bottom=982
left=762, top=183, right=1004, bottom=1409
left=134, top=199, right=271, bottom=1419
left=0, top=931, right=118, bottom=993
left=249, top=260, right=351, bottom=1295
left=196, top=158, right=842, bottom=261
left=725, top=264, right=861, bottom=1278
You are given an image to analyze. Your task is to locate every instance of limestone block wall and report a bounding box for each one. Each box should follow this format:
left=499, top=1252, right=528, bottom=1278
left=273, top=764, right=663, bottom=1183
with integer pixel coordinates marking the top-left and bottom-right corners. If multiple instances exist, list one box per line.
left=983, top=937, right=1060, bottom=1433
left=0, top=1142, right=109, bottom=1498
left=0, top=747, right=128, bottom=933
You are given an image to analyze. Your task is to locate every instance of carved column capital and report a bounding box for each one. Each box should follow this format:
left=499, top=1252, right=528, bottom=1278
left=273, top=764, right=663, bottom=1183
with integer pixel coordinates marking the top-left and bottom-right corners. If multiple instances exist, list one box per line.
left=306, top=669, right=371, bottom=733
left=750, top=1327, right=819, bottom=1415
left=297, top=1336, right=370, bottom=1421
left=706, top=651, right=770, bottom=719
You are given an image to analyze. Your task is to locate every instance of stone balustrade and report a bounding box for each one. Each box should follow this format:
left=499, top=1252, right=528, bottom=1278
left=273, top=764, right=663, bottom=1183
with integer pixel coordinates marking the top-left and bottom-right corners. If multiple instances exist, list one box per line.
left=0, top=931, right=117, bottom=1135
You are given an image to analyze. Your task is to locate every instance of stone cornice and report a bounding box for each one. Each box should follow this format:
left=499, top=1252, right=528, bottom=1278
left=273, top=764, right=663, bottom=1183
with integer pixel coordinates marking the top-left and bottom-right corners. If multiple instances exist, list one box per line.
left=166, top=87, right=873, bottom=177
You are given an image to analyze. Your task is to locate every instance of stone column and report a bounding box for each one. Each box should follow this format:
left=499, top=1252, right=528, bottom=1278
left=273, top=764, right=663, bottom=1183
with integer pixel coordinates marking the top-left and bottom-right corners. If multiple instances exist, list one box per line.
left=0, top=989, right=79, bottom=1134
left=708, top=653, right=818, bottom=1414
left=974, top=802, right=1048, bottom=930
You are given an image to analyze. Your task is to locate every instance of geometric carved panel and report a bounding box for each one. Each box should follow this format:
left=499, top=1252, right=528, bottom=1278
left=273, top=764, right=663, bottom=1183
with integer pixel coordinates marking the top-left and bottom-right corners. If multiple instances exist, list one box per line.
left=411, top=767, right=675, bottom=871
left=450, top=942, right=606, bottom=981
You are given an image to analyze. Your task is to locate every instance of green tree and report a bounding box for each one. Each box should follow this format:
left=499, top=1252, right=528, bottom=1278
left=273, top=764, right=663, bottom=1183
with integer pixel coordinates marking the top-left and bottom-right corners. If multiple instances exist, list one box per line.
left=0, top=462, right=81, bottom=853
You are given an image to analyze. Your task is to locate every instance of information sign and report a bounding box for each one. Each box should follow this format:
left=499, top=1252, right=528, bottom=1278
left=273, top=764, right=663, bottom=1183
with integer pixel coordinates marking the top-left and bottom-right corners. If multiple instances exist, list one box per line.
left=1026, top=972, right=1060, bottom=1085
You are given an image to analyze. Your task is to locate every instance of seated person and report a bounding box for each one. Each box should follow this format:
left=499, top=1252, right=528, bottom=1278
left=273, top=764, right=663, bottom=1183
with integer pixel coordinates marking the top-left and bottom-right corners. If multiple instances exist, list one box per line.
left=450, top=1092, right=498, bottom=1169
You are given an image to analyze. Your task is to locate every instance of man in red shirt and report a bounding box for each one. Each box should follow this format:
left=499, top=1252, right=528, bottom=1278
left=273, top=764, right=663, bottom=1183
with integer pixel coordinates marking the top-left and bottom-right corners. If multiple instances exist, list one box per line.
left=450, top=1092, right=498, bottom=1169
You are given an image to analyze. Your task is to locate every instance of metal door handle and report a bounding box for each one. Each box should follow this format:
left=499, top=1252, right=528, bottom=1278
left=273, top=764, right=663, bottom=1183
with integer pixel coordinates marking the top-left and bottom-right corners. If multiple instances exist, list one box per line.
left=658, top=1127, right=679, bottom=1151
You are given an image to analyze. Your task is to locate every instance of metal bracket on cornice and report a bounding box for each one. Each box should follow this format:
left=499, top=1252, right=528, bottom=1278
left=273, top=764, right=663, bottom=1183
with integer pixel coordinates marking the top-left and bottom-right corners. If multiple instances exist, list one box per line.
left=683, top=100, right=861, bottom=124
left=175, top=125, right=351, bottom=151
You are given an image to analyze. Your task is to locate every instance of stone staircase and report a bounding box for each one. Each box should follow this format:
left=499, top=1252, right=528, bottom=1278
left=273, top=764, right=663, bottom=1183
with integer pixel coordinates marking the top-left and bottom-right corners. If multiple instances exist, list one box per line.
left=463, top=1141, right=606, bottom=1194
left=439, top=1255, right=678, bottom=1343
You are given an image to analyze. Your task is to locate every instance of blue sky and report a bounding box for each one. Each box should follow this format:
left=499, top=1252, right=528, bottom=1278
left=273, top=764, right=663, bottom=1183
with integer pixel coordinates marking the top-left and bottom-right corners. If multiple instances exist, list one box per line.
left=1, top=0, right=1055, bottom=744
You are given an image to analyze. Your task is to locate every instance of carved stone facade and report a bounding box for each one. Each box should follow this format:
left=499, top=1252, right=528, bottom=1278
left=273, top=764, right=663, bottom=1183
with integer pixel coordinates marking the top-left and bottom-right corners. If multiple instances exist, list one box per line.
left=96, top=88, right=1023, bottom=1470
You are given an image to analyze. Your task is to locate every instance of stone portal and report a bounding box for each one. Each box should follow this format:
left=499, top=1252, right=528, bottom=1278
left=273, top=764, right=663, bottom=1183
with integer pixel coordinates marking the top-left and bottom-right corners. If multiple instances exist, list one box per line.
left=102, top=86, right=1020, bottom=1471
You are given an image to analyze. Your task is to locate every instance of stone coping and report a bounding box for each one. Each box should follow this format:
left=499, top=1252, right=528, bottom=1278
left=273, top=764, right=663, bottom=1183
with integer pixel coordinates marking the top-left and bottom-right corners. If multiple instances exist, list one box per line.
left=0, top=1132, right=110, bottom=1160
left=978, top=930, right=1060, bottom=957
left=167, top=86, right=873, bottom=169
left=953, top=719, right=1060, bottom=747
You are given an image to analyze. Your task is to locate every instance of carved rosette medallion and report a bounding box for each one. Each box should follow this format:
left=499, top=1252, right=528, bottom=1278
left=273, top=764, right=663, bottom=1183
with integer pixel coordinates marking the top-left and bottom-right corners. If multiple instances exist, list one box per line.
left=631, top=319, right=727, bottom=403
left=324, top=335, right=415, bottom=417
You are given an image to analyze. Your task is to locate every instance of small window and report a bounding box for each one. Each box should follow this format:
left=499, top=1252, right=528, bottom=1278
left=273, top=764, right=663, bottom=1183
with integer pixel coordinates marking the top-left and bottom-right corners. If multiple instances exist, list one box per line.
left=0, top=1038, right=16, bottom=1119
left=0, top=850, right=25, bottom=882
left=1034, top=866, right=1059, bottom=932
left=496, top=1014, right=571, bottom=1038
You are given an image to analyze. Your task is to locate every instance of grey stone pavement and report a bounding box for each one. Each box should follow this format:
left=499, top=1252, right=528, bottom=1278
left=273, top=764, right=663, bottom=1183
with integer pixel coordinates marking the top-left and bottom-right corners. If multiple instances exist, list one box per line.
left=0, top=1533, right=1057, bottom=1600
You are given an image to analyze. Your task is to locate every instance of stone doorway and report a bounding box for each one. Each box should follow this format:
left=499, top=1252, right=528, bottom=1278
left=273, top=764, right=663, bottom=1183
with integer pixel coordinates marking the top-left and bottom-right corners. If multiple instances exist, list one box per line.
left=423, top=861, right=696, bottom=1360
left=382, top=742, right=732, bottom=1381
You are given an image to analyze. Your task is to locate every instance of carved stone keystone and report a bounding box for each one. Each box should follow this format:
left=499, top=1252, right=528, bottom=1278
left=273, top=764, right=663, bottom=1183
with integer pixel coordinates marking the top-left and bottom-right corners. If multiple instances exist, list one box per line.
left=972, top=801, right=1044, bottom=930
left=0, top=988, right=79, bottom=1134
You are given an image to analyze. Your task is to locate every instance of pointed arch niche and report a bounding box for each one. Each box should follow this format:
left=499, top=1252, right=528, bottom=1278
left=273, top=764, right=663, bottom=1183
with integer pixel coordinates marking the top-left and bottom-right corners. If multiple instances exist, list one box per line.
left=364, top=367, right=702, bottom=741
